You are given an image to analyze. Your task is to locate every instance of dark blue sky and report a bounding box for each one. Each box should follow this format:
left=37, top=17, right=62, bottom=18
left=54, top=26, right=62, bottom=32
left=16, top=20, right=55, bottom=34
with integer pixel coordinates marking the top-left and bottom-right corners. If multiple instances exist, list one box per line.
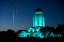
left=0, top=0, right=64, bottom=31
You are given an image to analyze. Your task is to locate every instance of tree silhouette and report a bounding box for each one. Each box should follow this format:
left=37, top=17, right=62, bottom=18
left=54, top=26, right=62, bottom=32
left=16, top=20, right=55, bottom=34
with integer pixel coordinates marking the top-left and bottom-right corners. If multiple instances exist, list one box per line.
left=6, top=29, right=15, bottom=38
left=56, top=24, right=64, bottom=38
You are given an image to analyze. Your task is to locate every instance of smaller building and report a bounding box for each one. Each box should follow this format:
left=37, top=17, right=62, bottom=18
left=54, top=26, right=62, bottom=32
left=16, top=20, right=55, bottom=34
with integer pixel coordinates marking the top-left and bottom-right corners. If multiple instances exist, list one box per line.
left=18, top=27, right=61, bottom=38
left=18, top=27, right=44, bottom=38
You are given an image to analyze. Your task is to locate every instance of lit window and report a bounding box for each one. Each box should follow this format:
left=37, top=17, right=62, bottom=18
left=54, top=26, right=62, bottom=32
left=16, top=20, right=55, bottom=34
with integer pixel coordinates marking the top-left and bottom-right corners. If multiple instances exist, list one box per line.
left=32, top=29, right=35, bottom=32
left=38, top=12, right=41, bottom=14
left=35, top=12, right=38, bottom=14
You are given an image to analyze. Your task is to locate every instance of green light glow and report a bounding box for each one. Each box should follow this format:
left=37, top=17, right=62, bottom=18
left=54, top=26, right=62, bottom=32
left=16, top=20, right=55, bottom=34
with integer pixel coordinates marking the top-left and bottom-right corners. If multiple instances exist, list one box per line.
left=35, top=11, right=42, bottom=14
left=33, top=11, right=45, bottom=27
left=18, top=8, right=61, bottom=38
left=39, top=11, right=41, bottom=14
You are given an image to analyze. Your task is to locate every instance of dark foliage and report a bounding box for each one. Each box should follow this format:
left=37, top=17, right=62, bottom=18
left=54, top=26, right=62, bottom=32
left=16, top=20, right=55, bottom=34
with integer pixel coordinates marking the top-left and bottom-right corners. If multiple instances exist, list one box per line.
left=0, top=24, right=64, bottom=40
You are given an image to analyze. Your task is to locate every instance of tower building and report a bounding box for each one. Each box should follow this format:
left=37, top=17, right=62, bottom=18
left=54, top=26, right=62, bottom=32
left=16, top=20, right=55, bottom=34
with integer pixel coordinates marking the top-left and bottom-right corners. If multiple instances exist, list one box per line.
left=18, top=8, right=61, bottom=38
left=18, top=8, right=45, bottom=38
left=33, top=8, right=45, bottom=27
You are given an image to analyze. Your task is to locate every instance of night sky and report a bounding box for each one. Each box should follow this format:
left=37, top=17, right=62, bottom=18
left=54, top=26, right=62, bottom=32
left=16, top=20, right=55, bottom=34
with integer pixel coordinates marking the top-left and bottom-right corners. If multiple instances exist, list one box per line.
left=0, top=0, right=64, bottom=31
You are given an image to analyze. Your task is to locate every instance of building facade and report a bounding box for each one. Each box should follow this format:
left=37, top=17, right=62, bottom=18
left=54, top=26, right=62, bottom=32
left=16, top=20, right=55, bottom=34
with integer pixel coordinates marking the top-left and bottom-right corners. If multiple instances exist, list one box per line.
left=18, top=8, right=61, bottom=38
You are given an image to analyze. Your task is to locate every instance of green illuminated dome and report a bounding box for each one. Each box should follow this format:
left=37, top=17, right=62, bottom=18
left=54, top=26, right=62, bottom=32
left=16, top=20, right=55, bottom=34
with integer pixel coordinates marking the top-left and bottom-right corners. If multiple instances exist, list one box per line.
left=33, top=8, right=45, bottom=28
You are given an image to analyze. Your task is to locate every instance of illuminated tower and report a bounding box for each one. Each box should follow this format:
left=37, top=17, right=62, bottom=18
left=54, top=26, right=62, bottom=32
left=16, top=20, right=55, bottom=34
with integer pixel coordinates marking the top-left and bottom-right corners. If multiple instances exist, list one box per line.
left=33, top=8, right=45, bottom=27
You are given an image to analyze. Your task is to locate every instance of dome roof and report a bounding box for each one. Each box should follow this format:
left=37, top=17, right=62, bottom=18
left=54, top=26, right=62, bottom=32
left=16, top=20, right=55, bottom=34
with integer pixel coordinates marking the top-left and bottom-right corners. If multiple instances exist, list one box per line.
left=36, top=8, right=42, bottom=11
